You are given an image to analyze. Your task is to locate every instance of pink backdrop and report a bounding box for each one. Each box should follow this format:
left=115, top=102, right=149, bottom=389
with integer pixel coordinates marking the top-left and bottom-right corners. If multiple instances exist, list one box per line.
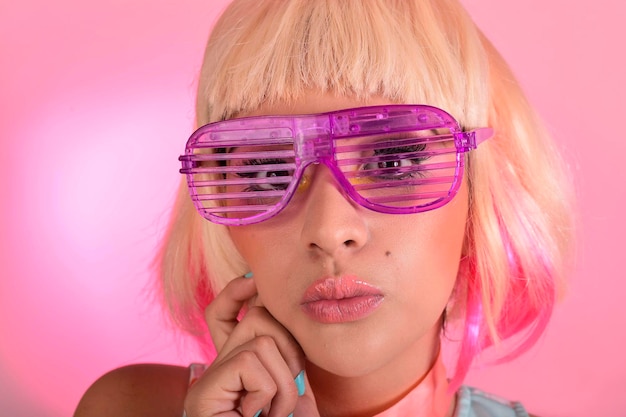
left=1, top=0, right=624, bottom=416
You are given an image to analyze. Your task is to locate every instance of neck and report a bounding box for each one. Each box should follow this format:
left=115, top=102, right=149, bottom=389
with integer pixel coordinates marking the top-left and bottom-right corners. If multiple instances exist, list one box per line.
left=305, top=331, right=454, bottom=417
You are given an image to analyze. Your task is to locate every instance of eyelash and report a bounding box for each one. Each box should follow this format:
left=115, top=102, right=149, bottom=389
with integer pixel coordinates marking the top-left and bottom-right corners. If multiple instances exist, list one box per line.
left=236, top=158, right=293, bottom=191
left=362, top=144, right=431, bottom=180
left=238, top=158, right=285, bottom=170
left=373, top=144, right=428, bottom=160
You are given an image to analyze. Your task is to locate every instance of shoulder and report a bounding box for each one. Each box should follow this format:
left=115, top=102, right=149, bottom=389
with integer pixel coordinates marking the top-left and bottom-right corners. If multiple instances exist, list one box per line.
left=455, top=386, right=541, bottom=417
left=74, top=363, right=191, bottom=417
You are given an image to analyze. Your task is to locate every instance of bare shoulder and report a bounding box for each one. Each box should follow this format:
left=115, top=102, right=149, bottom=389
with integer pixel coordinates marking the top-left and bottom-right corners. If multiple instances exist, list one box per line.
left=74, top=363, right=190, bottom=417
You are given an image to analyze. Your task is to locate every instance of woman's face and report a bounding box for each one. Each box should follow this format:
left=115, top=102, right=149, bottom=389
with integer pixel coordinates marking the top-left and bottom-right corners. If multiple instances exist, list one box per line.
left=228, top=92, right=468, bottom=382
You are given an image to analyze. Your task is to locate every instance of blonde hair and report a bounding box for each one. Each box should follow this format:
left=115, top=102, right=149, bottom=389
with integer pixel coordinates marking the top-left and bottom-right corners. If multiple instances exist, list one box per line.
left=156, top=0, right=574, bottom=387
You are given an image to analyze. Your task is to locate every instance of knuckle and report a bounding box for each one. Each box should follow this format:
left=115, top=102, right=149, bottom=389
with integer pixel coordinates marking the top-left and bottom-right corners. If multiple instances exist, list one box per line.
left=243, top=306, right=267, bottom=320
left=259, top=379, right=278, bottom=397
left=234, top=349, right=259, bottom=367
left=282, top=380, right=299, bottom=398
left=251, top=334, right=277, bottom=351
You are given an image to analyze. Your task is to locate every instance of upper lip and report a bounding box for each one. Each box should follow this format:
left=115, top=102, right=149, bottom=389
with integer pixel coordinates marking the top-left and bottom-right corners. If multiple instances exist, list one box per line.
left=301, top=275, right=383, bottom=303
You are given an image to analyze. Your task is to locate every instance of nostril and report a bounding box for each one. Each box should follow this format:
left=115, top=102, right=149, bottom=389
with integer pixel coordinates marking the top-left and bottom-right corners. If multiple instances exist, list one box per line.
left=308, top=242, right=322, bottom=251
left=308, top=239, right=357, bottom=252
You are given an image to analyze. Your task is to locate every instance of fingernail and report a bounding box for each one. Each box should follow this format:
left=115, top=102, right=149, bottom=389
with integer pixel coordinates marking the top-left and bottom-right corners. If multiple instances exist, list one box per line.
left=253, top=410, right=262, bottom=417
left=244, top=272, right=254, bottom=279
left=295, top=370, right=305, bottom=396
left=287, top=414, right=293, bottom=417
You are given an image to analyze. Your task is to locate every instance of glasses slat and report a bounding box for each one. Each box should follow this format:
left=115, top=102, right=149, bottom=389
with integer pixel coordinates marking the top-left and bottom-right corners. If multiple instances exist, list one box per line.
left=189, top=177, right=293, bottom=187
left=192, top=190, right=286, bottom=201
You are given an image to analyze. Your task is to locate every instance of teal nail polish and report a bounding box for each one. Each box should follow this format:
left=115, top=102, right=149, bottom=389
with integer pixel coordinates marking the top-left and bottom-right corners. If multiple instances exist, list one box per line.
left=244, top=272, right=254, bottom=278
left=253, top=410, right=262, bottom=417
left=287, top=414, right=293, bottom=417
left=295, top=370, right=305, bottom=396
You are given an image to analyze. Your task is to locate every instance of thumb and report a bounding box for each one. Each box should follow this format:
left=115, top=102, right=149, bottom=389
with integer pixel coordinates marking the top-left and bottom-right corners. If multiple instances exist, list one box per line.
left=294, top=372, right=320, bottom=417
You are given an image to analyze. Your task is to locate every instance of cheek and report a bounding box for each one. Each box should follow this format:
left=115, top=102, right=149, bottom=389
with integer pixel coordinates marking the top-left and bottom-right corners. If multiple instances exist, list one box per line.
left=386, top=183, right=468, bottom=294
left=396, top=188, right=467, bottom=255
left=228, top=226, right=298, bottom=309
left=429, top=180, right=468, bottom=256
left=228, top=226, right=280, bottom=266
left=228, top=215, right=302, bottom=260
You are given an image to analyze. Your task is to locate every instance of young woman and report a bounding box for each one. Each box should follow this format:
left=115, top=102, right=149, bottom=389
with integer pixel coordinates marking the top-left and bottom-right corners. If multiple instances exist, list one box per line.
left=75, top=1, right=574, bottom=416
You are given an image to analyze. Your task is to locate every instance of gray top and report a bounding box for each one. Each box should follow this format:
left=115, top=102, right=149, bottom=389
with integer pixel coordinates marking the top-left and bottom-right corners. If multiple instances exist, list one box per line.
left=455, top=386, right=529, bottom=417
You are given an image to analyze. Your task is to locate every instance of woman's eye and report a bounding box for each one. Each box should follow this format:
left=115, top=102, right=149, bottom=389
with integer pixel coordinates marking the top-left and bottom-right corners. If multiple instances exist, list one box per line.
left=361, top=145, right=429, bottom=180
left=365, top=158, right=413, bottom=170
left=251, top=169, right=291, bottom=190
left=236, top=159, right=292, bottom=191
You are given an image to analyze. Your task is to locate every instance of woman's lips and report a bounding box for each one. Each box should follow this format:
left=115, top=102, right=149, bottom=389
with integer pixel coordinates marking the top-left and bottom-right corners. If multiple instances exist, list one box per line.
left=300, top=276, right=384, bottom=324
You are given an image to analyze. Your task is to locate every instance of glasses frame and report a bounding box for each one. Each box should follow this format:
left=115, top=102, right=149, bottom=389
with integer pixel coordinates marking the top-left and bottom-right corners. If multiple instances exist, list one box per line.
left=180, top=104, right=493, bottom=226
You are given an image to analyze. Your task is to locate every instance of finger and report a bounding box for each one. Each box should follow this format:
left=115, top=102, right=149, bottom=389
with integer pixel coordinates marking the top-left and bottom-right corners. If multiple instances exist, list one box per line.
left=190, top=338, right=299, bottom=417
left=219, top=307, right=305, bottom=378
left=205, top=275, right=257, bottom=351
left=235, top=338, right=300, bottom=417
left=211, top=309, right=306, bottom=416
left=185, top=350, right=276, bottom=417
left=293, top=371, right=320, bottom=417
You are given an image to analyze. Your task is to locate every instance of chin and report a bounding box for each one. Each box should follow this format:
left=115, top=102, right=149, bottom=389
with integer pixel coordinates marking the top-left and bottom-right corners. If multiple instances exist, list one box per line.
left=304, top=351, right=382, bottom=379
left=299, top=330, right=403, bottom=378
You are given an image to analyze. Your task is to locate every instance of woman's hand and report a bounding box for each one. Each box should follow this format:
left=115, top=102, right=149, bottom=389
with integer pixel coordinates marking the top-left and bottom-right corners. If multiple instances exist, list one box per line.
left=183, top=276, right=319, bottom=417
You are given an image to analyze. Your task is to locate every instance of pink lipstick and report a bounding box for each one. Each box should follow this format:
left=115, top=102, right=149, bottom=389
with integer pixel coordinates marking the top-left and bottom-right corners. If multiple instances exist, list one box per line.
left=300, top=276, right=384, bottom=324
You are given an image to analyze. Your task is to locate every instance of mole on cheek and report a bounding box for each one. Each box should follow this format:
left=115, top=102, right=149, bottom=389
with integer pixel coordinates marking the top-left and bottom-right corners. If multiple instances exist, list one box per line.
left=385, top=251, right=391, bottom=257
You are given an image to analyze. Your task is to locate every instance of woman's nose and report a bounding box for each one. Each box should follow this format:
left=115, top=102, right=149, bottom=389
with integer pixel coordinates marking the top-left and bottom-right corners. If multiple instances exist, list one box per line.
left=299, top=164, right=369, bottom=257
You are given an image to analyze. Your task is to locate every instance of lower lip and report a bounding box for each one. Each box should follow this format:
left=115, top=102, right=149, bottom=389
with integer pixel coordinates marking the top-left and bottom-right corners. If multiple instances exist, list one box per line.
left=300, top=277, right=384, bottom=324
left=301, top=296, right=384, bottom=324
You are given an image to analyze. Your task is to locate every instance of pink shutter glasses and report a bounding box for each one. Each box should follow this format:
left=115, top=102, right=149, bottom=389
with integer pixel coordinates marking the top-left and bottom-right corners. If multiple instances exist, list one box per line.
left=179, top=104, right=493, bottom=226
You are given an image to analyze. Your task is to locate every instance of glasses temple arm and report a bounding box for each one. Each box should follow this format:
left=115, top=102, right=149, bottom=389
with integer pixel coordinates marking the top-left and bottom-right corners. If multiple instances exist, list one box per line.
left=472, top=127, right=494, bottom=146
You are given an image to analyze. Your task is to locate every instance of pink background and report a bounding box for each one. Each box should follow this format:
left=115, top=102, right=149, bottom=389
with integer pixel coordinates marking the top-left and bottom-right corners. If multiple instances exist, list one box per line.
left=1, top=0, right=624, bottom=416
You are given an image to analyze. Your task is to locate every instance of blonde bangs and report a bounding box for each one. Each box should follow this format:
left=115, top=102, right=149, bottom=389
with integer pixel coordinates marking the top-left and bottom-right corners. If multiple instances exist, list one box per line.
left=197, top=0, right=490, bottom=129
